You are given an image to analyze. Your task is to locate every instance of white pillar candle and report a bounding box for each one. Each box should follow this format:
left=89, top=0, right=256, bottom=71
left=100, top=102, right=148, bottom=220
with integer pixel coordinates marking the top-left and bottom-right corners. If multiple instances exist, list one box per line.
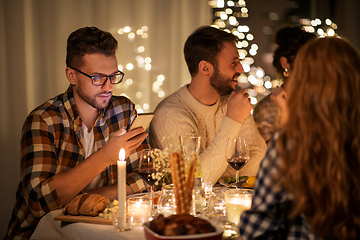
left=117, top=148, right=126, bottom=230
left=225, top=194, right=252, bottom=225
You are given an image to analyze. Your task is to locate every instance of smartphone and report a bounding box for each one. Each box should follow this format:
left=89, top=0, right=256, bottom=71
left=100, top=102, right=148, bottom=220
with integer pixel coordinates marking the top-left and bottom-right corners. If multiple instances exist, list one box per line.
left=129, top=113, right=154, bottom=130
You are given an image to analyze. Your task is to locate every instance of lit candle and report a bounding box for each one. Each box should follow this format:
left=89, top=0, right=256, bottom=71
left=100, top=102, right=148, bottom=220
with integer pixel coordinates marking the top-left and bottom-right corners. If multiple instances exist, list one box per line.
left=118, top=148, right=126, bottom=230
left=127, top=197, right=151, bottom=226
left=224, top=189, right=252, bottom=225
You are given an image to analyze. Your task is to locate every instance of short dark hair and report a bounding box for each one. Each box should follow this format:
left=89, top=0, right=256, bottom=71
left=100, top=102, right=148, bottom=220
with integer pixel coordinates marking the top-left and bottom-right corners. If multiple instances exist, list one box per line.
left=66, top=26, right=118, bottom=68
left=272, top=25, right=316, bottom=74
left=184, top=26, right=238, bottom=77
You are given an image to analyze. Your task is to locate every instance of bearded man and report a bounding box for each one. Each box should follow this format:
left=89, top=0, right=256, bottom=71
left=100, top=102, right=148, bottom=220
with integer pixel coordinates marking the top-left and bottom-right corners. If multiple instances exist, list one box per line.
left=5, top=27, right=148, bottom=240
left=149, top=26, right=266, bottom=184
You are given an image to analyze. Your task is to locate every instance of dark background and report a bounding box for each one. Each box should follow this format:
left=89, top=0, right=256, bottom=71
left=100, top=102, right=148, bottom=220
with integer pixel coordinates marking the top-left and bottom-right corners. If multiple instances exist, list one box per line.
left=211, top=0, right=360, bottom=79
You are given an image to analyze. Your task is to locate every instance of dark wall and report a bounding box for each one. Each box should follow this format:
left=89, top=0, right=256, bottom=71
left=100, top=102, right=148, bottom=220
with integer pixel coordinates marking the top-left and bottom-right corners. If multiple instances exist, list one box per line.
left=333, top=0, right=360, bottom=50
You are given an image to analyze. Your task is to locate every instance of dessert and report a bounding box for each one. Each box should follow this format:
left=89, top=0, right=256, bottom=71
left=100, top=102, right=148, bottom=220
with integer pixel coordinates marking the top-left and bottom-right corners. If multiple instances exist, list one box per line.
left=149, top=214, right=215, bottom=236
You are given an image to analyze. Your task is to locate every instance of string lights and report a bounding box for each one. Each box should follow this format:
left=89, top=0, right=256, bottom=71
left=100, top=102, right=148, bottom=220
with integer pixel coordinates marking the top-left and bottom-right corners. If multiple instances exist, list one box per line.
left=209, top=0, right=339, bottom=106
left=113, top=3, right=338, bottom=112
left=300, top=18, right=338, bottom=37
left=114, top=26, right=166, bottom=113
left=209, top=0, right=269, bottom=106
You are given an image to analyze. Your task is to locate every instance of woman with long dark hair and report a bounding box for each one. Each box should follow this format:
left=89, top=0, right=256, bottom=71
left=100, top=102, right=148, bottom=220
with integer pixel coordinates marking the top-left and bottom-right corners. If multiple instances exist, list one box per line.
left=253, top=26, right=316, bottom=145
left=240, top=37, right=360, bottom=239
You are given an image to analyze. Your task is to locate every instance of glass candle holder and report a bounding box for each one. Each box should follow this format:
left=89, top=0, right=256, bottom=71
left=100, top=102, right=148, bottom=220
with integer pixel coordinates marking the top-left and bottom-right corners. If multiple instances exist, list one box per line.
left=224, top=189, right=252, bottom=225
left=203, top=181, right=213, bottom=200
left=158, top=185, right=176, bottom=217
left=111, top=200, right=131, bottom=231
left=209, top=195, right=226, bottom=216
left=127, top=195, right=151, bottom=227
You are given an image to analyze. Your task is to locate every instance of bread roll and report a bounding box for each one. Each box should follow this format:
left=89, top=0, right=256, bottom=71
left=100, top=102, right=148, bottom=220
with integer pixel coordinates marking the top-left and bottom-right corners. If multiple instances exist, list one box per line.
left=63, top=193, right=110, bottom=217
left=63, top=193, right=89, bottom=215
left=78, top=194, right=110, bottom=216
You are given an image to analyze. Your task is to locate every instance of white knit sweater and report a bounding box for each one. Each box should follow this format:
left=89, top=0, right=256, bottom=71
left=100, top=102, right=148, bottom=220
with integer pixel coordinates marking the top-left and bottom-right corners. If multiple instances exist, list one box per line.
left=149, top=85, right=267, bottom=184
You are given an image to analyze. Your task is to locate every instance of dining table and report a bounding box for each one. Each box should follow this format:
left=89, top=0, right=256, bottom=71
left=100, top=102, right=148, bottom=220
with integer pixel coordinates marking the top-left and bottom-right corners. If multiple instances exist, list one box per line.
left=30, top=185, right=240, bottom=240
left=30, top=208, right=145, bottom=240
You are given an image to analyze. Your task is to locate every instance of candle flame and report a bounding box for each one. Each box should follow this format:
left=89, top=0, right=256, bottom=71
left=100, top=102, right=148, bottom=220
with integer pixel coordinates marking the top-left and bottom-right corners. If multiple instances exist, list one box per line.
left=118, top=148, right=126, bottom=161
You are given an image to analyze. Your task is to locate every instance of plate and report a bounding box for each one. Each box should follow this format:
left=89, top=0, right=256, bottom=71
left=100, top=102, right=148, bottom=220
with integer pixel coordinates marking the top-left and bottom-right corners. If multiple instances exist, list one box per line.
left=54, top=214, right=112, bottom=225
left=143, top=220, right=223, bottom=240
left=218, top=178, right=252, bottom=189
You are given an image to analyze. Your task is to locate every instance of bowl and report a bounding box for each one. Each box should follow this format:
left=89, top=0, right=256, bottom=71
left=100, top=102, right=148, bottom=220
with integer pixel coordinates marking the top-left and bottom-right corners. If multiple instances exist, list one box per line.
left=143, top=220, right=223, bottom=240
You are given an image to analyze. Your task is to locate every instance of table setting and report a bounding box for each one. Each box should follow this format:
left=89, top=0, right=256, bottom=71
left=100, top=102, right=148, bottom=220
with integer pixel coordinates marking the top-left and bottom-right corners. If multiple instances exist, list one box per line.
left=30, top=137, right=255, bottom=240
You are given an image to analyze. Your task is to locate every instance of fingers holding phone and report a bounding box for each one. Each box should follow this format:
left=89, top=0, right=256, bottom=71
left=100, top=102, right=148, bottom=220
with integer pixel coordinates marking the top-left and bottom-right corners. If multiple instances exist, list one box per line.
left=129, top=113, right=154, bottom=131
left=101, top=127, right=148, bottom=163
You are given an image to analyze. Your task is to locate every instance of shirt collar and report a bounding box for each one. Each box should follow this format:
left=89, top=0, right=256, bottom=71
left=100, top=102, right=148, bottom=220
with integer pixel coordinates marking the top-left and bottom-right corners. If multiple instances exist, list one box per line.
left=62, top=85, right=106, bottom=122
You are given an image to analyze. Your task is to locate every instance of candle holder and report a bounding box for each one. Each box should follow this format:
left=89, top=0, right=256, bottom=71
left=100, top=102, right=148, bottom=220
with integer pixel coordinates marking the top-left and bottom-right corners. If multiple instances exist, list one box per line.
left=157, top=184, right=176, bottom=217
left=127, top=195, right=151, bottom=227
left=110, top=201, right=131, bottom=231
left=224, top=189, right=252, bottom=225
left=209, top=195, right=226, bottom=216
left=203, top=181, right=213, bottom=200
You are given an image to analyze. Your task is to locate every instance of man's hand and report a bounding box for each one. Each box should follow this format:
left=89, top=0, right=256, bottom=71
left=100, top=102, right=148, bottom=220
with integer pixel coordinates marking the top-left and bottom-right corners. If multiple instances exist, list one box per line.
left=101, top=127, right=148, bottom=164
left=226, top=89, right=252, bottom=123
left=270, top=86, right=288, bottom=127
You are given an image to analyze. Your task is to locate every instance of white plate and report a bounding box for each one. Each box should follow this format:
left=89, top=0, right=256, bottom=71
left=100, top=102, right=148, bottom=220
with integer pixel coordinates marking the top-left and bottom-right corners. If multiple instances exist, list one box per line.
left=127, top=191, right=161, bottom=198
left=218, top=178, right=229, bottom=186
left=218, top=178, right=252, bottom=189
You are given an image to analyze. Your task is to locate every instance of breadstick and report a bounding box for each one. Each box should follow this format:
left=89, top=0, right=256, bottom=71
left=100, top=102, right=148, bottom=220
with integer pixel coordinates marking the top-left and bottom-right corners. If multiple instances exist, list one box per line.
left=169, top=151, right=197, bottom=215
left=184, top=154, right=197, bottom=213
left=169, top=152, right=182, bottom=214
left=177, top=151, right=186, bottom=214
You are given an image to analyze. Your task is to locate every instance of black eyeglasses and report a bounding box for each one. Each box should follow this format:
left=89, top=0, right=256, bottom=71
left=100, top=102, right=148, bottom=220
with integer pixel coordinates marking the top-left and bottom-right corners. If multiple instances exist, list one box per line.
left=70, top=67, right=125, bottom=86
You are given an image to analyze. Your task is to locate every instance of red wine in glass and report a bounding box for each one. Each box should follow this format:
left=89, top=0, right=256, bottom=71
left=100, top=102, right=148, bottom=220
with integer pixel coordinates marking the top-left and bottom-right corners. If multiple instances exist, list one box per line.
left=227, top=157, right=248, bottom=171
left=226, top=137, right=250, bottom=186
left=138, top=168, right=157, bottom=186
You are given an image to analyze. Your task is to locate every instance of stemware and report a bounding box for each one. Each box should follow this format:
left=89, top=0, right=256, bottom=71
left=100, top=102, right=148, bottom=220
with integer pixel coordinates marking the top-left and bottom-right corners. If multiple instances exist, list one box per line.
left=180, top=134, right=206, bottom=216
left=180, top=134, right=202, bottom=179
left=138, top=149, right=163, bottom=209
left=225, top=137, right=250, bottom=186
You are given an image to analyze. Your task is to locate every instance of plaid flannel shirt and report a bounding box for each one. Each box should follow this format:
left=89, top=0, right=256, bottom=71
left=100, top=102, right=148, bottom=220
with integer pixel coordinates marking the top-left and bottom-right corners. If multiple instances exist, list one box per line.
left=239, top=132, right=321, bottom=240
left=6, top=85, right=149, bottom=240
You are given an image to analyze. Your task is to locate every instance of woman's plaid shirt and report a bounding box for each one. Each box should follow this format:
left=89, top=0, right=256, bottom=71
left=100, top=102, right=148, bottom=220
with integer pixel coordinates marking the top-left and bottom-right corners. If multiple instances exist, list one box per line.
left=6, top=86, right=149, bottom=239
left=239, top=132, right=320, bottom=240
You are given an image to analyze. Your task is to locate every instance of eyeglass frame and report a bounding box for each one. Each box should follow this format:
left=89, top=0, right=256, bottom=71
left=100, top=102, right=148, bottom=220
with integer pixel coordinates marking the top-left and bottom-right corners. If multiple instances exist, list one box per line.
left=70, top=67, right=125, bottom=86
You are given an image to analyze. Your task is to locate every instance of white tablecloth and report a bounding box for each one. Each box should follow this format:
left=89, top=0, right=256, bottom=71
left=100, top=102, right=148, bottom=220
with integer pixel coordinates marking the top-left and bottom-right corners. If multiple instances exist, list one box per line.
left=31, top=209, right=146, bottom=240
left=30, top=187, right=230, bottom=240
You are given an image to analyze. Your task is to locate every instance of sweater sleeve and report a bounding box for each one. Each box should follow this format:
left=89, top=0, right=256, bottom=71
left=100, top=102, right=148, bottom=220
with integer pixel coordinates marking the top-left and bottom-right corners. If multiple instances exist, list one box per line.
left=149, top=104, right=197, bottom=153
left=149, top=103, right=243, bottom=184
left=199, top=116, right=243, bottom=183
left=149, top=93, right=267, bottom=184
left=221, top=115, right=267, bottom=178
left=238, top=115, right=267, bottom=175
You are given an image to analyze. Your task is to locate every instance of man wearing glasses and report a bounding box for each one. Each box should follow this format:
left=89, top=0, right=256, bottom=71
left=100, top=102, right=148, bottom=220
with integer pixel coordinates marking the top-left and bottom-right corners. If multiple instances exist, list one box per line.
left=5, top=27, right=148, bottom=240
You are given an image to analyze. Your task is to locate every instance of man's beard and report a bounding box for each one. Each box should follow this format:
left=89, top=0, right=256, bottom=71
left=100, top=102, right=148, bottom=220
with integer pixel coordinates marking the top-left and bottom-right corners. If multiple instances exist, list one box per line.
left=210, top=67, right=239, bottom=96
left=75, top=81, right=111, bottom=110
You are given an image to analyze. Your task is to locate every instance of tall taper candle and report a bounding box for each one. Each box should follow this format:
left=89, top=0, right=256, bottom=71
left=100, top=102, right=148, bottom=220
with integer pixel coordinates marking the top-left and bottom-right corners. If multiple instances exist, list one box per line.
left=117, top=148, right=126, bottom=230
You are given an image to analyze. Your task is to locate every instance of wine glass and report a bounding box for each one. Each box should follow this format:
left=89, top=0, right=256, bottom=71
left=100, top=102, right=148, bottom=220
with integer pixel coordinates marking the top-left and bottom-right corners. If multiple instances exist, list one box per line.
left=138, top=149, right=163, bottom=210
left=180, top=134, right=202, bottom=179
left=225, top=137, right=249, bottom=187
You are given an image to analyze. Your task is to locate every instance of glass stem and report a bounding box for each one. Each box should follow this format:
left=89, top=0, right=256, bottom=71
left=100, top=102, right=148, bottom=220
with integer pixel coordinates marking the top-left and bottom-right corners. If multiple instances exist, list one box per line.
left=150, top=185, right=154, bottom=209
left=236, top=170, right=239, bottom=186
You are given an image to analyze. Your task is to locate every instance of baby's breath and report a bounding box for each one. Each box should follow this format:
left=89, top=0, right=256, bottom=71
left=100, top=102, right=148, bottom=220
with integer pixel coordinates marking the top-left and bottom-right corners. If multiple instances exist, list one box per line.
left=148, top=148, right=170, bottom=186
